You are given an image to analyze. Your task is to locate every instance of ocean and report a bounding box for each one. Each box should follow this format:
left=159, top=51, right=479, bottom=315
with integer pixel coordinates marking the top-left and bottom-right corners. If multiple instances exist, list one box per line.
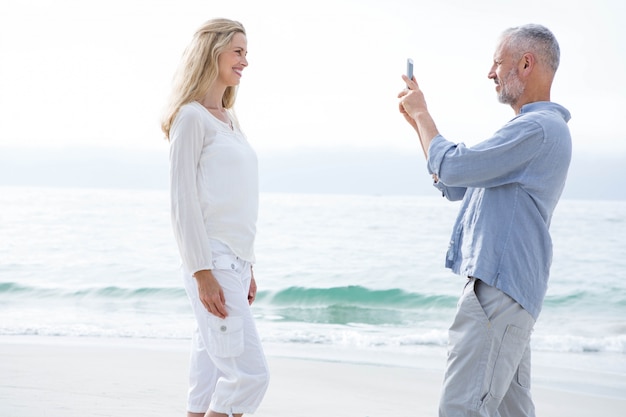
left=1, top=186, right=625, bottom=379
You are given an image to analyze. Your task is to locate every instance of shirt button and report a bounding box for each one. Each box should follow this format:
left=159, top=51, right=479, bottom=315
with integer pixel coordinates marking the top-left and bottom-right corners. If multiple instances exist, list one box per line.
left=231, top=263, right=235, bottom=269
left=220, top=325, right=227, bottom=332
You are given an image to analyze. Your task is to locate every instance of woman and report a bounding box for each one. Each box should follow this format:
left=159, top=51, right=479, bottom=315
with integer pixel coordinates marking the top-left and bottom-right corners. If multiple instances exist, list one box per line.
left=161, top=18, right=269, bottom=417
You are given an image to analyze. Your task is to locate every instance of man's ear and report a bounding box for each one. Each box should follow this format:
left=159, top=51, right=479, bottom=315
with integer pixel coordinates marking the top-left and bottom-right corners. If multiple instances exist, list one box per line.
left=519, top=53, right=535, bottom=77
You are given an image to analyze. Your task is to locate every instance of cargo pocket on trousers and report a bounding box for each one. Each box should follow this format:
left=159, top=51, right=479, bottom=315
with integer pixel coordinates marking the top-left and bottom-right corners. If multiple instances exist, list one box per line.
left=480, top=324, right=531, bottom=412
left=207, top=315, right=244, bottom=358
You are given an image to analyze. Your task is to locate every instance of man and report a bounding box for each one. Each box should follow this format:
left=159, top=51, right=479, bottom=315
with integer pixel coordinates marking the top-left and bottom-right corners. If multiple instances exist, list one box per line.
left=398, top=24, right=571, bottom=417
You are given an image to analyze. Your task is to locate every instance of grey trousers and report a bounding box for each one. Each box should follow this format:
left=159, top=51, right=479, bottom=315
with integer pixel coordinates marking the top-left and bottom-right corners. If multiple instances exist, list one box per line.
left=439, top=278, right=536, bottom=417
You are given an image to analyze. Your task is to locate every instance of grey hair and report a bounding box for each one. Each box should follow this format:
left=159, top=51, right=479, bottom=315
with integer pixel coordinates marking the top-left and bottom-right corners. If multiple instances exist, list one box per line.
left=501, top=24, right=560, bottom=73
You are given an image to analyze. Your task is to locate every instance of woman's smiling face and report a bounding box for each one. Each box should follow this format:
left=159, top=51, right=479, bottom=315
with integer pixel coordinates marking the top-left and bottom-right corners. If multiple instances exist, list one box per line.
left=217, top=32, right=248, bottom=88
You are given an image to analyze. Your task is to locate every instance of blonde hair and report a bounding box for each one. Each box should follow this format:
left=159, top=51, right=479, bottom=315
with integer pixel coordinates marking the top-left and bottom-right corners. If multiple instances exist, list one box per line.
left=161, top=18, right=246, bottom=140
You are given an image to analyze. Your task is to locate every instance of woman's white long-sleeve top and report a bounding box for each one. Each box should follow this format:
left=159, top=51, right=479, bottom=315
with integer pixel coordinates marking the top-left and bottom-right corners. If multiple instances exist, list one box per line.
left=169, top=101, right=258, bottom=274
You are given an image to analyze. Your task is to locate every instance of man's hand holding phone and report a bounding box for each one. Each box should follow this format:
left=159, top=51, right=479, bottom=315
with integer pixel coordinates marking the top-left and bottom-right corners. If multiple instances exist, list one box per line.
left=398, top=57, right=440, bottom=157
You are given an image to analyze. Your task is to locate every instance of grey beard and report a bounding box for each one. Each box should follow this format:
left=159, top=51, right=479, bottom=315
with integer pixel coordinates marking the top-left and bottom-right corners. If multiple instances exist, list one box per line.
left=497, top=73, right=525, bottom=105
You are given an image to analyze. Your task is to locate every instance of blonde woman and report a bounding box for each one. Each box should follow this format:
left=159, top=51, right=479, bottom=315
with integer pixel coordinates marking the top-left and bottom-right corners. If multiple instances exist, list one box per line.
left=161, top=18, right=269, bottom=417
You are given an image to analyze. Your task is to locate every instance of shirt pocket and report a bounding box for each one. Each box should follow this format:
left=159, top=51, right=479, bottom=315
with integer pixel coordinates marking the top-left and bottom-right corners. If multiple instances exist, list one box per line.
left=206, top=315, right=244, bottom=358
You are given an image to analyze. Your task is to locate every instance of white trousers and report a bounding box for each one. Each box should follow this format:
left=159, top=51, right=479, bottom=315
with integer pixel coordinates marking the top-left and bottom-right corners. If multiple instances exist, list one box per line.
left=439, top=278, right=536, bottom=417
left=182, top=240, right=270, bottom=415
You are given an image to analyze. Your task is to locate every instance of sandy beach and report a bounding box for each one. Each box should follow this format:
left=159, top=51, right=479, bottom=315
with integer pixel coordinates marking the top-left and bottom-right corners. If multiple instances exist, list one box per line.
left=1, top=336, right=624, bottom=417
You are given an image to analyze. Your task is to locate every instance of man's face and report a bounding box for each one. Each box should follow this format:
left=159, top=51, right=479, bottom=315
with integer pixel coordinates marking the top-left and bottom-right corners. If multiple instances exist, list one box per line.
left=488, top=41, right=525, bottom=106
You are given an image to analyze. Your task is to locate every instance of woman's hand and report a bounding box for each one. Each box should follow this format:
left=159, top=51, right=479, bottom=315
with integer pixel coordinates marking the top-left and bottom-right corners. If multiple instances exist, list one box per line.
left=193, top=269, right=228, bottom=318
left=248, top=268, right=257, bottom=305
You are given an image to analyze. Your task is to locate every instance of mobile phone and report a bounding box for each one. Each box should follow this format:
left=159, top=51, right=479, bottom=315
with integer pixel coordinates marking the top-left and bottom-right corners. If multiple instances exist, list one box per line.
left=406, top=58, right=414, bottom=81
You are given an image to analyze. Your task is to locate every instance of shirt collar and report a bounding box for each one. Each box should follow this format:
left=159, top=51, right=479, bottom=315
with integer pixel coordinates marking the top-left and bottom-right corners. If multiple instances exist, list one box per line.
left=520, top=101, right=571, bottom=122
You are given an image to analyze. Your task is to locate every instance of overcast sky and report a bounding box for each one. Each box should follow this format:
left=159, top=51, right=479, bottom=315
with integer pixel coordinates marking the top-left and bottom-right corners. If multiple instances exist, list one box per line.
left=0, top=0, right=624, bottom=197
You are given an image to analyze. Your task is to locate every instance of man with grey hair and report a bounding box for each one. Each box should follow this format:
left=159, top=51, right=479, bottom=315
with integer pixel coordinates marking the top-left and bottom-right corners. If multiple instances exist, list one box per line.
left=398, top=24, right=571, bottom=416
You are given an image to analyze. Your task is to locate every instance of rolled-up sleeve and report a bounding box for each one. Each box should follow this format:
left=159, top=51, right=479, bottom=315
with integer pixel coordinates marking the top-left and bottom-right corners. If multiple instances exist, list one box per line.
left=169, top=109, right=213, bottom=274
left=427, top=135, right=467, bottom=200
left=427, top=134, right=457, bottom=178
left=433, top=180, right=467, bottom=201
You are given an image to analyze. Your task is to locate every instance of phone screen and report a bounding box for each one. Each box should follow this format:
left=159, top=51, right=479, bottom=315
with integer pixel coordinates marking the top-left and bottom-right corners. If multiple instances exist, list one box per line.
left=407, top=58, right=414, bottom=80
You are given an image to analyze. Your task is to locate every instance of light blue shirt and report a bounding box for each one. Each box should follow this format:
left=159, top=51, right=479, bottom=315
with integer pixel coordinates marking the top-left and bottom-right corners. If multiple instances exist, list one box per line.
left=427, top=101, right=572, bottom=319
